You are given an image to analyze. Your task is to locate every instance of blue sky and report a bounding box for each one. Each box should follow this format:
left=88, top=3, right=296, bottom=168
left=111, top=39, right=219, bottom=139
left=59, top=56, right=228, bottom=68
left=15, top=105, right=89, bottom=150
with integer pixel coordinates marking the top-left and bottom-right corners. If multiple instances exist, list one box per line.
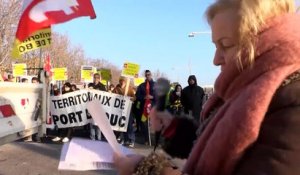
left=53, top=0, right=300, bottom=87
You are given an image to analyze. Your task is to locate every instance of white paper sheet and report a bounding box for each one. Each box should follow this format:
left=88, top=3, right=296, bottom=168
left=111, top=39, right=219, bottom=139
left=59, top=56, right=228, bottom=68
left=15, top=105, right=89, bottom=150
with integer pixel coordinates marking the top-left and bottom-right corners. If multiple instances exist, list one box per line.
left=58, top=138, right=133, bottom=171
left=87, top=100, right=123, bottom=155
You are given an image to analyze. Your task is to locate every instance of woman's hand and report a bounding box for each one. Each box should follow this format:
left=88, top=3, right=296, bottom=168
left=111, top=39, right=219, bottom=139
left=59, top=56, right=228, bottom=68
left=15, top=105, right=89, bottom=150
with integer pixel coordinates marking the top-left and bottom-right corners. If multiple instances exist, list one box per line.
left=113, top=153, right=144, bottom=175
left=150, top=107, right=173, bottom=132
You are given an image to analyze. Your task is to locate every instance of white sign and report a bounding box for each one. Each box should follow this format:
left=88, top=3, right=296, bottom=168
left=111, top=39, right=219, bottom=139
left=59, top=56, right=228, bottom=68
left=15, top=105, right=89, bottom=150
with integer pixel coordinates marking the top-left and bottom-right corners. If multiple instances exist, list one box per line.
left=48, top=90, right=132, bottom=132
left=59, top=138, right=133, bottom=171
left=81, top=65, right=95, bottom=83
left=0, top=83, right=43, bottom=139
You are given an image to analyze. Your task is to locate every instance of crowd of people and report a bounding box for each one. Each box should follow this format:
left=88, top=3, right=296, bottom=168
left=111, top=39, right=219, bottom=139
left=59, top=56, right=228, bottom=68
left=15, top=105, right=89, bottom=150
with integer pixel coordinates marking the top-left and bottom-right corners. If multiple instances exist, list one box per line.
left=0, top=74, right=40, bottom=84
left=0, top=68, right=208, bottom=148
left=46, top=70, right=207, bottom=148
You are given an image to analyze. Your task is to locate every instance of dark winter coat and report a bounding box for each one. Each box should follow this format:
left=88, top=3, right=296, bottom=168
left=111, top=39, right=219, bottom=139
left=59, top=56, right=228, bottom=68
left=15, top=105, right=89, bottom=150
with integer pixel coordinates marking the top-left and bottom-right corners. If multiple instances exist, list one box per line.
left=135, top=79, right=156, bottom=116
left=234, top=79, right=300, bottom=175
left=169, top=84, right=183, bottom=115
left=91, top=82, right=106, bottom=91
left=181, top=75, right=204, bottom=121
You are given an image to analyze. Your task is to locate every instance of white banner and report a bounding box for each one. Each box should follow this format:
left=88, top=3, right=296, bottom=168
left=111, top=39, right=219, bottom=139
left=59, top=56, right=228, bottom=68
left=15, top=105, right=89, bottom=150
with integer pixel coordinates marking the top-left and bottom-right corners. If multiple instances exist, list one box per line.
left=48, top=90, right=132, bottom=132
left=0, top=83, right=43, bottom=138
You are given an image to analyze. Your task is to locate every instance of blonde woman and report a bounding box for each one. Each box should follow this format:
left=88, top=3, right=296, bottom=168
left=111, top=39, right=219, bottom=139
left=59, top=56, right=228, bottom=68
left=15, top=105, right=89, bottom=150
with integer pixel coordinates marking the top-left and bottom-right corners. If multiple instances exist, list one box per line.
left=114, top=0, right=300, bottom=174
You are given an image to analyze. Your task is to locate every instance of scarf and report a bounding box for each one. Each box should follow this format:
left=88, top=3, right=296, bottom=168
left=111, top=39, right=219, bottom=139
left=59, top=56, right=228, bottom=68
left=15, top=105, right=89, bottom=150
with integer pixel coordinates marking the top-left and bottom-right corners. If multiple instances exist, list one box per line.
left=141, top=81, right=152, bottom=122
left=184, top=13, right=300, bottom=175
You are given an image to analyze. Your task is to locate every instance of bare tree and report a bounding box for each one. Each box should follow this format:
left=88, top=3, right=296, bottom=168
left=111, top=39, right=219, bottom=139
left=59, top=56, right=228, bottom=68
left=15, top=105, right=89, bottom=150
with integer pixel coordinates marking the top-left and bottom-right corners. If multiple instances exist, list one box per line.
left=90, top=58, right=122, bottom=85
left=43, top=33, right=123, bottom=84
left=0, top=0, right=22, bottom=68
left=67, top=45, right=86, bottom=82
left=43, top=33, right=86, bottom=83
left=46, top=33, right=71, bottom=68
left=23, top=50, right=40, bottom=75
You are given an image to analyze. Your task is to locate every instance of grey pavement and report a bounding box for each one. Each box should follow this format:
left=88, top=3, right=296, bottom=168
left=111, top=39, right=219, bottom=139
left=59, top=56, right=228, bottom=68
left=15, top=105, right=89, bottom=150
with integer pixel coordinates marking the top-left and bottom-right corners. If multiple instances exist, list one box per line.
left=0, top=139, right=153, bottom=175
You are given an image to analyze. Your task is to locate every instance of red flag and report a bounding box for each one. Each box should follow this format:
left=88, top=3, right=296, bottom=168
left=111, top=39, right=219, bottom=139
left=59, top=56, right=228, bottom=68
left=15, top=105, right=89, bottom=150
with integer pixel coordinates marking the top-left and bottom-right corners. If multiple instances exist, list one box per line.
left=46, top=116, right=52, bottom=124
left=141, top=81, right=152, bottom=122
left=44, top=53, right=52, bottom=76
left=16, top=0, right=96, bottom=41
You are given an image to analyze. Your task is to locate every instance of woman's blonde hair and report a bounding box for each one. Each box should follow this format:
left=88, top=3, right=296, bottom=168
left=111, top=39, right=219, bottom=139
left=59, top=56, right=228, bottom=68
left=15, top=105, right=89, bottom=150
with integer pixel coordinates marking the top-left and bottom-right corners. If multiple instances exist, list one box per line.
left=206, top=0, right=296, bottom=69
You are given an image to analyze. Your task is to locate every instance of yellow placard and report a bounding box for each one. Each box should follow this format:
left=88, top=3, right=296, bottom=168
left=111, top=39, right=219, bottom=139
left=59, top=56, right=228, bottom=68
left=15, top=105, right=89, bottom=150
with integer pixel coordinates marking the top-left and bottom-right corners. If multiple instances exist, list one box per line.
left=121, top=62, right=140, bottom=78
left=53, top=68, right=68, bottom=81
left=81, top=66, right=94, bottom=83
left=96, top=69, right=101, bottom=75
left=12, top=28, right=51, bottom=58
left=134, top=77, right=145, bottom=87
left=12, top=63, right=27, bottom=77
left=98, top=68, right=111, bottom=81
left=101, top=80, right=107, bottom=85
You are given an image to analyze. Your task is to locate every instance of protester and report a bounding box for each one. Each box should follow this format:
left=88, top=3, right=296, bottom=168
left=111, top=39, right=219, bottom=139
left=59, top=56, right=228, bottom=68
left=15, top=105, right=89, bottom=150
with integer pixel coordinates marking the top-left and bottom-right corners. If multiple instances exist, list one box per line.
left=21, top=78, right=28, bottom=83
left=30, top=76, right=41, bottom=141
left=112, top=76, right=136, bottom=147
left=61, top=82, right=73, bottom=94
left=169, top=84, right=183, bottom=115
left=87, top=82, right=94, bottom=89
left=135, top=70, right=155, bottom=145
left=89, top=73, right=107, bottom=140
left=71, top=84, right=79, bottom=91
left=51, top=84, right=60, bottom=96
left=130, top=86, right=141, bottom=133
left=7, top=74, right=14, bottom=82
left=114, top=0, right=300, bottom=174
left=90, top=73, right=106, bottom=91
left=52, top=82, right=73, bottom=143
left=181, top=75, right=204, bottom=122
left=31, top=77, right=39, bottom=83
left=108, top=84, right=115, bottom=93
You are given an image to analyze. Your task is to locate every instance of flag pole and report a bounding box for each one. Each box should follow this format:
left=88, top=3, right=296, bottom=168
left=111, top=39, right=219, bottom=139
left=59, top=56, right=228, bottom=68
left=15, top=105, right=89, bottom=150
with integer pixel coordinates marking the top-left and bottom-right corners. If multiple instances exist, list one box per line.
left=124, top=78, right=130, bottom=96
left=38, top=48, right=43, bottom=75
left=148, top=118, right=152, bottom=146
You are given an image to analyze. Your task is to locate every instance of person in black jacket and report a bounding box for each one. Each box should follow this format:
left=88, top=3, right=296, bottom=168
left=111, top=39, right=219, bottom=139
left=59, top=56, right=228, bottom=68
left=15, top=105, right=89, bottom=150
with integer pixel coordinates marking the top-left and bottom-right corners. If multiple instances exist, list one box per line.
left=52, top=82, right=74, bottom=143
left=169, top=84, right=183, bottom=115
left=90, top=73, right=106, bottom=91
left=181, top=75, right=204, bottom=122
left=135, top=70, right=156, bottom=144
left=89, top=73, right=106, bottom=140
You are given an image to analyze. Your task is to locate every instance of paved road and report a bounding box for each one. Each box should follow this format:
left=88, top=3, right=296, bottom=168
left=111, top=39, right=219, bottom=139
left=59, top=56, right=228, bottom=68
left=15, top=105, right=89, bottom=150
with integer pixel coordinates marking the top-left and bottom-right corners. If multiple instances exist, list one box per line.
left=0, top=139, right=153, bottom=175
